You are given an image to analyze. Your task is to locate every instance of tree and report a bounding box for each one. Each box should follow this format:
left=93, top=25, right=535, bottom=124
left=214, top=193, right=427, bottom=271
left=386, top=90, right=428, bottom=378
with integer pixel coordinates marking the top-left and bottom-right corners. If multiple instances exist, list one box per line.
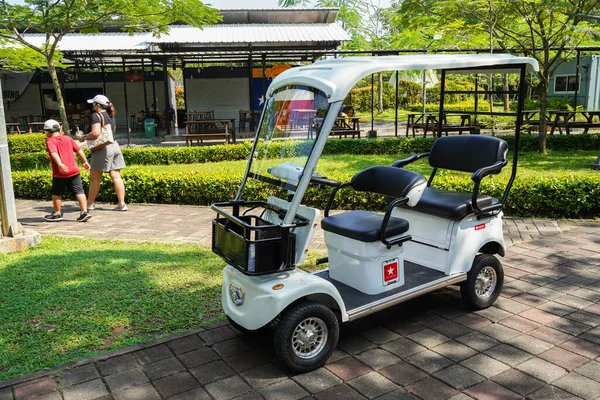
left=394, top=0, right=600, bottom=154
left=279, top=0, right=393, bottom=111
left=0, top=0, right=220, bottom=135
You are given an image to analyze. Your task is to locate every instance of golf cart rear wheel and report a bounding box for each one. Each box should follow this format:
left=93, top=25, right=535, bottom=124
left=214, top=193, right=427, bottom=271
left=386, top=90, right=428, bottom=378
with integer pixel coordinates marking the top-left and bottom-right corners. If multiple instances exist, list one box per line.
left=461, top=254, right=504, bottom=310
left=274, top=301, right=339, bottom=373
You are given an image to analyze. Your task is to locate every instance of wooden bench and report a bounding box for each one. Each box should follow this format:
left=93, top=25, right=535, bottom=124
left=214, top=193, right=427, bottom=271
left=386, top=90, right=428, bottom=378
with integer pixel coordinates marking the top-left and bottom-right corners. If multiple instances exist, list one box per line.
left=184, top=119, right=236, bottom=145
left=184, top=133, right=231, bottom=145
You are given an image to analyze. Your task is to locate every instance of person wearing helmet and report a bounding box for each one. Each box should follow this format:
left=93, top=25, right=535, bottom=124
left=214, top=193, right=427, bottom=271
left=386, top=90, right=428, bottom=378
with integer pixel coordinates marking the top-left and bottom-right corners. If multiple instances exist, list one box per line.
left=43, top=119, right=92, bottom=222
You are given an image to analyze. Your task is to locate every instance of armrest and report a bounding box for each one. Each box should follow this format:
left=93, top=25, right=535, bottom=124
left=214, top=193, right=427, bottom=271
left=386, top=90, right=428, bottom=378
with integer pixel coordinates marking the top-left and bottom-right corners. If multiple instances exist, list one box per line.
left=380, top=197, right=412, bottom=248
left=324, top=182, right=351, bottom=217
left=471, top=160, right=506, bottom=183
left=470, top=160, right=507, bottom=216
left=310, top=176, right=342, bottom=188
left=392, top=152, right=429, bottom=168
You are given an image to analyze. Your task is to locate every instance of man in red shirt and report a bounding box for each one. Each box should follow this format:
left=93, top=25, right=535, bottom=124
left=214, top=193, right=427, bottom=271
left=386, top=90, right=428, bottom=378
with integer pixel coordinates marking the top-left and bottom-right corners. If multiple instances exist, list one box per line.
left=44, top=119, right=92, bottom=222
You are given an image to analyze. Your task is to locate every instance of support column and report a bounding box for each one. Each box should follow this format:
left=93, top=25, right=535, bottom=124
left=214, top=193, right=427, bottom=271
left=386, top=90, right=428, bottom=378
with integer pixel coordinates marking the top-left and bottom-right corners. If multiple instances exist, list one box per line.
left=163, top=58, right=171, bottom=135
left=123, top=59, right=131, bottom=147
left=151, top=61, right=157, bottom=115
left=395, top=70, right=399, bottom=137
left=574, top=50, right=580, bottom=107
left=0, top=82, right=22, bottom=238
left=248, top=53, right=254, bottom=130
left=101, top=65, right=106, bottom=95
left=141, top=58, right=148, bottom=112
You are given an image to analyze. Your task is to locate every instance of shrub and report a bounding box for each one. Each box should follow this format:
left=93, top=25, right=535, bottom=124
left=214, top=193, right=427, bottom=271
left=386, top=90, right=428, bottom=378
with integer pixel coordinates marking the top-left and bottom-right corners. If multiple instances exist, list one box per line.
left=12, top=168, right=600, bottom=218
left=9, top=134, right=600, bottom=171
left=7, top=134, right=46, bottom=154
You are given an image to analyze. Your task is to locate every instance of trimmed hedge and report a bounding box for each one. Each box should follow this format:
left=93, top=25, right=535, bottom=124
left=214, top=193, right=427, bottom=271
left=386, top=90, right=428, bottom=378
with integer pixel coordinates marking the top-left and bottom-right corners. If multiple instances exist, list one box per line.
left=10, top=135, right=600, bottom=170
left=11, top=168, right=600, bottom=218
left=7, top=133, right=47, bottom=154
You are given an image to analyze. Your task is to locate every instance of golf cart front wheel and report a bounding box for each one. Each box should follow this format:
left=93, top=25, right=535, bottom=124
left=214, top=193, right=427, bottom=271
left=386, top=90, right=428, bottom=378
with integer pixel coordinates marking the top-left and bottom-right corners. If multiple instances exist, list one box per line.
left=461, top=254, right=504, bottom=310
left=274, top=301, right=339, bottom=373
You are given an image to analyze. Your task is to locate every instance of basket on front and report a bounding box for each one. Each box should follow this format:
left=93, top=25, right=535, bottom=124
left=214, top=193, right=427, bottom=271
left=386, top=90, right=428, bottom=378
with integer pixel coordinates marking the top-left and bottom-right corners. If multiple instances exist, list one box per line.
left=211, top=201, right=309, bottom=275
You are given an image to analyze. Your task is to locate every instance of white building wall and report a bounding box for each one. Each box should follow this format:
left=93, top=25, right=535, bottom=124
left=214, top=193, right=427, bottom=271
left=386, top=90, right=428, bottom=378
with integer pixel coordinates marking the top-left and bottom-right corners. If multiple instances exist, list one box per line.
left=185, top=78, right=250, bottom=120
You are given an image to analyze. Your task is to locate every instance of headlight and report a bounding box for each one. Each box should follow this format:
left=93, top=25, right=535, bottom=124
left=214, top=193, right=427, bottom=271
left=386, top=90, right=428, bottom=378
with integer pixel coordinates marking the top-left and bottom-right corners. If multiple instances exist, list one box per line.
left=229, top=283, right=245, bottom=306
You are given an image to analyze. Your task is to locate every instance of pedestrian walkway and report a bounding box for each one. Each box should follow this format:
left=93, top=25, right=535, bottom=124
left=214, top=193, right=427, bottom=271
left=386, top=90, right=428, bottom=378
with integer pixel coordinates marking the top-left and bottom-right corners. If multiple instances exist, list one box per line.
left=3, top=199, right=600, bottom=400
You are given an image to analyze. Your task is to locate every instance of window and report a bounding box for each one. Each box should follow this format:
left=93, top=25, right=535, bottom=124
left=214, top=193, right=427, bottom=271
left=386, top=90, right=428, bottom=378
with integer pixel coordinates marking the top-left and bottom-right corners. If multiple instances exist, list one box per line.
left=554, top=75, right=579, bottom=93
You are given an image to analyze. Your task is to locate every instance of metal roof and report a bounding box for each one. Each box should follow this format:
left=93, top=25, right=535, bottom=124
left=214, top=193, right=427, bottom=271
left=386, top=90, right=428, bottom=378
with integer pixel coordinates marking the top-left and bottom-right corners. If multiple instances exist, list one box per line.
left=270, top=54, right=540, bottom=103
left=18, top=22, right=348, bottom=54
left=21, top=32, right=150, bottom=52
left=147, top=23, right=349, bottom=46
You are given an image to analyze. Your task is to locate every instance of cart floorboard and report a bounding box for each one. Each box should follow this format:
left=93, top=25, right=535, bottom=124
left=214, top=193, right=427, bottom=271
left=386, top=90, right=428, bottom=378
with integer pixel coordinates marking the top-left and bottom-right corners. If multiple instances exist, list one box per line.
left=315, top=262, right=447, bottom=312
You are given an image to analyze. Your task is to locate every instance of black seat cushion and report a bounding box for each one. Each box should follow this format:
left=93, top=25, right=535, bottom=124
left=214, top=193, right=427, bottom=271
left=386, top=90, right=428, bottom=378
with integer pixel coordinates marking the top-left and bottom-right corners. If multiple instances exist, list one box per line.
left=321, top=210, right=409, bottom=242
left=410, top=187, right=497, bottom=220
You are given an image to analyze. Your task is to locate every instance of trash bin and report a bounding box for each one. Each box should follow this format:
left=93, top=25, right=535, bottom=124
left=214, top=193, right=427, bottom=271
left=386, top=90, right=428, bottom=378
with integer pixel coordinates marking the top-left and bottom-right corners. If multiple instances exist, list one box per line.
left=144, top=118, right=155, bottom=138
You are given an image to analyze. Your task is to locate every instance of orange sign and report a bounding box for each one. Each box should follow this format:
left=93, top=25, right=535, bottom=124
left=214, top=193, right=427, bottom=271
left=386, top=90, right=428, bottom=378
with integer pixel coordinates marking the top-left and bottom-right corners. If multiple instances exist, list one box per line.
left=252, top=64, right=292, bottom=78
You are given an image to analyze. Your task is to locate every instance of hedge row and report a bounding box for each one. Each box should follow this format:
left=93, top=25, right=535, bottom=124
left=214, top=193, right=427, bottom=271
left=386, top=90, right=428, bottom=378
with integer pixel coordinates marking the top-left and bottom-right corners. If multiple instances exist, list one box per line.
left=12, top=169, right=600, bottom=218
left=9, top=134, right=600, bottom=171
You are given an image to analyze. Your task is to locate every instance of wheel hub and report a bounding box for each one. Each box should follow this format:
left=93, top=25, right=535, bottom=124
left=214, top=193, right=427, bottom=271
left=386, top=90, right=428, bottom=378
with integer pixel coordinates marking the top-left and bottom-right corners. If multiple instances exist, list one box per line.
left=475, top=266, right=497, bottom=299
left=292, top=317, right=328, bottom=359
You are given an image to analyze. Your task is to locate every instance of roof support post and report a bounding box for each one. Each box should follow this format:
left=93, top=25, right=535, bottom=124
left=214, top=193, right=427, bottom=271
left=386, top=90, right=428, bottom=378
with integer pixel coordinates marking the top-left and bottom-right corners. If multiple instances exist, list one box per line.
left=248, top=52, right=254, bottom=131
left=574, top=49, right=580, bottom=107
left=141, top=58, right=149, bottom=112
left=37, top=70, right=45, bottom=116
left=151, top=61, right=158, bottom=129
left=395, top=70, right=399, bottom=137
left=371, top=73, right=374, bottom=132
left=123, top=58, right=131, bottom=147
left=101, top=65, right=107, bottom=95
left=163, top=58, right=171, bottom=136
left=182, top=63, right=188, bottom=114
left=437, top=69, right=447, bottom=138
left=262, top=53, right=267, bottom=100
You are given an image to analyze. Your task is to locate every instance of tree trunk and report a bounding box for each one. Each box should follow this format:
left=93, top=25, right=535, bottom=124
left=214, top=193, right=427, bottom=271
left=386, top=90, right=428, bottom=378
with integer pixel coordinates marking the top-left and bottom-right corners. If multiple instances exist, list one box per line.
left=538, top=77, right=549, bottom=155
left=47, top=57, right=70, bottom=135
left=378, top=72, right=383, bottom=113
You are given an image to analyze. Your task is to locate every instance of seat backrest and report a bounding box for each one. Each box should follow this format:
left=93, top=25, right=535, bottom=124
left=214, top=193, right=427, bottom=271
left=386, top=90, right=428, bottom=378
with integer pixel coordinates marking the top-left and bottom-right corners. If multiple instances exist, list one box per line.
left=429, top=136, right=508, bottom=173
left=351, top=166, right=427, bottom=206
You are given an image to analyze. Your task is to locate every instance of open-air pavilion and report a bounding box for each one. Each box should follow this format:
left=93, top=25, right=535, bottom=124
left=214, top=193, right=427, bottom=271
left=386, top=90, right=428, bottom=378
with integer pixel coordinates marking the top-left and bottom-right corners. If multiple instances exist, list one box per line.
left=2, top=8, right=349, bottom=137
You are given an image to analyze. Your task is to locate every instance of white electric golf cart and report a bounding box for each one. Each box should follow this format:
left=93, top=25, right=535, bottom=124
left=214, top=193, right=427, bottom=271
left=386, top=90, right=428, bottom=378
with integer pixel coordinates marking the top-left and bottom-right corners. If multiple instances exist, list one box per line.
left=211, top=54, right=539, bottom=372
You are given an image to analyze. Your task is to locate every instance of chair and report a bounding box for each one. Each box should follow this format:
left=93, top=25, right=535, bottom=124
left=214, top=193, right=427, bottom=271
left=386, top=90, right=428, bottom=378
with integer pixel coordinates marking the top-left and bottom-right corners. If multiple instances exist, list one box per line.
left=393, top=135, right=508, bottom=220
left=134, top=112, right=145, bottom=132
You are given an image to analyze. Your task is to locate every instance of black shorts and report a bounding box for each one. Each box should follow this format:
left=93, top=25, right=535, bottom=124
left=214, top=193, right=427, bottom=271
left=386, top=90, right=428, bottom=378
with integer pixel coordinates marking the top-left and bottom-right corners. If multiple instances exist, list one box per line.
left=51, top=174, right=84, bottom=196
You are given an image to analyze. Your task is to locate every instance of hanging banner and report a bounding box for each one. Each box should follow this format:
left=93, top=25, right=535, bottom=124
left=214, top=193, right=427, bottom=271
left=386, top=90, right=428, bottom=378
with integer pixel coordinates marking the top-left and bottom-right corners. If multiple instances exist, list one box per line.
left=1, top=72, right=35, bottom=104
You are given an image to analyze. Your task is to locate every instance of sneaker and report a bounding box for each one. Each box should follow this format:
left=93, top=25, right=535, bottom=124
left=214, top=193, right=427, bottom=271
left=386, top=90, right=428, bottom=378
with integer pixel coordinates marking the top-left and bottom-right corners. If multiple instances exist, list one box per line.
left=87, top=203, right=96, bottom=210
left=77, top=211, right=92, bottom=222
left=114, top=204, right=128, bottom=211
left=44, top=212, right=64, bottom=222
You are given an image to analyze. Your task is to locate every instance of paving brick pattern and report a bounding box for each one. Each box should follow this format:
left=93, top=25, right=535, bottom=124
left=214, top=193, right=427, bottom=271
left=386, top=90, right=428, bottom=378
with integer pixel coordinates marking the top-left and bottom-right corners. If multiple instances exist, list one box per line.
left=3, top=200, right=600, bottom=399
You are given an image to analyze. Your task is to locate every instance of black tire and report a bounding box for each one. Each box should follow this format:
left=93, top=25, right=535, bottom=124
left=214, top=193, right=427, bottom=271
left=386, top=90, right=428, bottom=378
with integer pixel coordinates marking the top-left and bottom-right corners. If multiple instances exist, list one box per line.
left=461, top=254, right=504, bottom=310
left=274, top=301, right=339, bottom=373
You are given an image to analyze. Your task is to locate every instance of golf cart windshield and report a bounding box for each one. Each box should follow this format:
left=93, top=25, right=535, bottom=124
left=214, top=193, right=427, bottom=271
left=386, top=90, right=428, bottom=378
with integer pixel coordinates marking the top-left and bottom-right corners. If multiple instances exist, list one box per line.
left=242, top=85, right=330, bottom=192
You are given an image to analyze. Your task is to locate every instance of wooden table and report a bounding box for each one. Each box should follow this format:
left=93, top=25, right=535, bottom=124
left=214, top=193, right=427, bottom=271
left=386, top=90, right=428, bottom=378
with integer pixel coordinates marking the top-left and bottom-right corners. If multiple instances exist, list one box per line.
left=239, top=109, right=261, bottom=132
left=28, top=122, right=48, bottom=133
left=309, top=117, right=361, bottom=139
left=408, top=113, right=478, bottom=137
left=5, top=123, right=21, bottom=134
left=291, top=109, right=317, bottom=129
left=184, top=119, right=236, bottom=145
left=548, top=110, right=600, bottom=135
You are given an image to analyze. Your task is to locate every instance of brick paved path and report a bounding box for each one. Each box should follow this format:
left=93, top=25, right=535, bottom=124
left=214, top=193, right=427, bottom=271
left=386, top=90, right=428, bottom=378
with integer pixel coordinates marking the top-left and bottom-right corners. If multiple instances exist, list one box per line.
left=2, top=199, right=600, bottom=399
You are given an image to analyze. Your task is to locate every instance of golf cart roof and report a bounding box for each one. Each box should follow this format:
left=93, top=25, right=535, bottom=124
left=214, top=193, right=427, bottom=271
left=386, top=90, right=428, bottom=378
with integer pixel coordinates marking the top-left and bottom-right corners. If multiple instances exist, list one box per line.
left=268, top=54, right=539, bottom=103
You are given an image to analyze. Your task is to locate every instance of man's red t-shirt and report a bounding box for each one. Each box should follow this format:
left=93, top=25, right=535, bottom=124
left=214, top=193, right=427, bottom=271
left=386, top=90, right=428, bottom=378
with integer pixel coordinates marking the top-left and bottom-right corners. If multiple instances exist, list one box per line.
left=46, top=135, right=81, bottom=178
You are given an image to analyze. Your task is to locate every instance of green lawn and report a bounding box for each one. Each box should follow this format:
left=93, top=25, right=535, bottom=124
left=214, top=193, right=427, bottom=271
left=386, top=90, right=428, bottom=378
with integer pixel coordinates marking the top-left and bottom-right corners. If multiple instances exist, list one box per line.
left=0, top=237, right=224, bottom=381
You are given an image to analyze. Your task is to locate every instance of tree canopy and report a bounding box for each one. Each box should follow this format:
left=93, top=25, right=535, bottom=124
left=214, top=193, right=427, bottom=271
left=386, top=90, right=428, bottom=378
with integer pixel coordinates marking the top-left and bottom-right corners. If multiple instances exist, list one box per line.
left=0, top=0, right=221, bottom=133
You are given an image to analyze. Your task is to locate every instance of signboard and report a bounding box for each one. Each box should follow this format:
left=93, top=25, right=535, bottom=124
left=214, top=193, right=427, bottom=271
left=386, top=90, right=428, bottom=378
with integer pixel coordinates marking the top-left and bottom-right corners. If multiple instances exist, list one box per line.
left=126, top=72, right=144, bottom=82
left=252, top=64, right=292, bottom=79
left=1, top=72, right=34, bottom=104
